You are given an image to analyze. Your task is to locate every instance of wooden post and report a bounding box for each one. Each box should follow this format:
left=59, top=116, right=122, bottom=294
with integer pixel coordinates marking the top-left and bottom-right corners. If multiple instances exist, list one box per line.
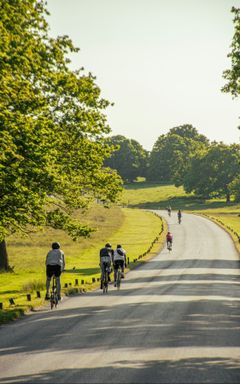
left=36, top=291, right=41, bottom=298
left=27, top=294, right=31, bottom=301
left=75, top=279, right=79, bottom=286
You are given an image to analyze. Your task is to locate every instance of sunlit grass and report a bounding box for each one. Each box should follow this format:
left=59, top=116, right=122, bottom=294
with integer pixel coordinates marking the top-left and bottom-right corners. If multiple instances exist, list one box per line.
left=0, top=204, right=165, bottom=321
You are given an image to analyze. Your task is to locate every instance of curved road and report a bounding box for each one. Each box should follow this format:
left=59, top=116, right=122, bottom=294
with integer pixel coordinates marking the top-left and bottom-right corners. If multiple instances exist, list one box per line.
left=0, top=211, right=240, bottom=383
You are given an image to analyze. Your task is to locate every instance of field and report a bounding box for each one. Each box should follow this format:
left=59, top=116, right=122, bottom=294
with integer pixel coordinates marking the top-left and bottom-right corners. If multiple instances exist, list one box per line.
left=0, top=204, right=165, bottom=322
left=123, top=183, right=240, bottom=252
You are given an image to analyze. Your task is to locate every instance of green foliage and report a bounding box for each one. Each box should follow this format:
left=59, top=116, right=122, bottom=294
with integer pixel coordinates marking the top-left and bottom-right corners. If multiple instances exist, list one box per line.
left=105, top=135, right=148, bottom=182
left=222, top=7, right=240, bottom=98
left=0, top=0, right=122, bottom=258
left=183, top=143, right=240, bottom=201
left=147, top=124, right=209, bottom=184
left=230, top=177, right=240, bottom=202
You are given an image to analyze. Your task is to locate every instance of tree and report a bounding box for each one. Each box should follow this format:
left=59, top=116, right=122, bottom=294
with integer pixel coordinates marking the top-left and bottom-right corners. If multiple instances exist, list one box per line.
left=183, top=144, right=240, bottom=202
left=229, top=177, right=240, bottom=202
left=147, top=124, right=209, bottom=184
left=0, top=0, right=122, bottom=270
left=105, top=135, right=148, bottom=182
left=222, top=7, right=240, bottom=98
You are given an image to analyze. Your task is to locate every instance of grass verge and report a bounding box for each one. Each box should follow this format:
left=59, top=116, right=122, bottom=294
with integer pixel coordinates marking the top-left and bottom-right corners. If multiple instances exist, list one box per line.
left=0, top=205, right=166, bottom=323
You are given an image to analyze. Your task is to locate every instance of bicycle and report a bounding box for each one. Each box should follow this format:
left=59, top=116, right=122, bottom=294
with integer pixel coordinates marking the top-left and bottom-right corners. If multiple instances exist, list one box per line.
left=50, top=275, right=58, bottom=309
left=116, top=264, right=122, bottom=290
left=101, top=263, right=110, bottom=294
left=167, top=241, right=172, bottom=252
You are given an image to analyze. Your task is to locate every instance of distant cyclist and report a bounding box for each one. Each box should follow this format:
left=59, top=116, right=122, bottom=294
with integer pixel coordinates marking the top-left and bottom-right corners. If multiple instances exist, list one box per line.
left=166, top=232, right=173, bottom=249
left=177, top=209, right=182, bottom=224
left=113, top=244, right=127, bottom=287
left=99, top=243, right=113, bottom=288
left=45, top=242, right=65, bottom=300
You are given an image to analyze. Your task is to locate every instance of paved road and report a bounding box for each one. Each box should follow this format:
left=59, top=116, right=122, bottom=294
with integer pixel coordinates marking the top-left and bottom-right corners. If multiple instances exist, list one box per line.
left=1, top=211, right=240, bottom=384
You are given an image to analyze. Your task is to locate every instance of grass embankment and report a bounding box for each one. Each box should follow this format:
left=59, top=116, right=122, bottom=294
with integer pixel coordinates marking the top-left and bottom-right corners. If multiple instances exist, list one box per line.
left=123, top=182, right=240, bottom=253
left=0, top=204, right=165, bottom=323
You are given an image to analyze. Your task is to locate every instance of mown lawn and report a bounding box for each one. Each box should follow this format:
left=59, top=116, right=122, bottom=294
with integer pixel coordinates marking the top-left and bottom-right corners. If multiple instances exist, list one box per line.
left=123, top=182, right=240, bottom=251
left=0, top=204, right=164, bottom=322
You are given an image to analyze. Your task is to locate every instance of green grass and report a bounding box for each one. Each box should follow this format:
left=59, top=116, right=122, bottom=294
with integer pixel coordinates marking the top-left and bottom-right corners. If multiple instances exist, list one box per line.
left=123, top=182, right=240, bottom=252
left=0, top=204, right=165, bottom=322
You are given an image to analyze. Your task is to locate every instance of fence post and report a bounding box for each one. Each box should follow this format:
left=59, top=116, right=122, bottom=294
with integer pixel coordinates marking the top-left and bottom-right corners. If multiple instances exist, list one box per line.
left=26, top=294, right=31, bottom=301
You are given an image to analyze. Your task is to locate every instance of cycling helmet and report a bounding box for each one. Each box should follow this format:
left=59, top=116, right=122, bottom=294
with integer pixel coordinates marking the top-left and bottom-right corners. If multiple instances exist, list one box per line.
left=52, top=242, right=60, bottom=249
left=105, top=243, right=112, bottom=248
left=117, top=244, right=122, bottom=248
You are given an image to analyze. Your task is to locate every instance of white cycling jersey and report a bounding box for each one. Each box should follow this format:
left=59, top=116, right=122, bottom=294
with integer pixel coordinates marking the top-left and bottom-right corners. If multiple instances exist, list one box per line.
left=113, top=248, right=126, bottom=261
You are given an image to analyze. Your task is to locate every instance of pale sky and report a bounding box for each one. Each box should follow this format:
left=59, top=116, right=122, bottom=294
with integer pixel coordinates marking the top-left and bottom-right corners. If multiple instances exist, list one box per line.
left=47, top=0, right=240, bottom=150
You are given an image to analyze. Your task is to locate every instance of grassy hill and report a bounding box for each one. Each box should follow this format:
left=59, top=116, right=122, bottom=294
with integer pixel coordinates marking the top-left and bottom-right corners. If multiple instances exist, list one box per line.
left=123, top=182, right=240, bottom=252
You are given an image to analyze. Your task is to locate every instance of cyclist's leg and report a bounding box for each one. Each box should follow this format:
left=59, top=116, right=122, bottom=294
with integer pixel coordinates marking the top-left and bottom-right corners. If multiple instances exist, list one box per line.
left=113, top=262, right=117, bottom=284
left=54, top=265, right=62, bottom=299
left=46, top=265, right=53, bottom=299
left=107, top=261, right=111, bottom=282
left=120, top=260, right=124, bottom=277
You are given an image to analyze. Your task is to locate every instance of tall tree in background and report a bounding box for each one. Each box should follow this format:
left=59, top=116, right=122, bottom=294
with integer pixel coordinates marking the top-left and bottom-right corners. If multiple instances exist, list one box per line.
left=105, top=135, right=148, bottom=182
left=147, top=125, right=209, bottom=185
left=222, top=7, right=240, bottom=98
left=0, top=0, right=122, bottom=270
left=183, top=144, right=240, bottom=202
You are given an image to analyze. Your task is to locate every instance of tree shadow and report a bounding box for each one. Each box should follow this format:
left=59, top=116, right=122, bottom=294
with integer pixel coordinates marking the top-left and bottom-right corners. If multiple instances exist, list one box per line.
left=1, top=357, right=240, bottom=383
left=128, top=195, right=233, bottom=211
left=64, top=268, right=99, bottom=275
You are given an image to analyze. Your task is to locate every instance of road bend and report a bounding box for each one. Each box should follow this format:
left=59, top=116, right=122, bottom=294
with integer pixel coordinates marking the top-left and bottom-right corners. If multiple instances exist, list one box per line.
left=0, top=211, right=240, bottom=383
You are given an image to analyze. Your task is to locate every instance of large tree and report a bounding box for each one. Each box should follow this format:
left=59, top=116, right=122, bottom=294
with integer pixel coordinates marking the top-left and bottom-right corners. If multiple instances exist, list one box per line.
left=0, top=0, right=122, bottom=270
left=222, top=7, right=240, bottom=98
left=147, top=124, right=209, bottom=185
left=183, top=144, right=240, bottom=202
left=105, top=135, right=148, bottom=182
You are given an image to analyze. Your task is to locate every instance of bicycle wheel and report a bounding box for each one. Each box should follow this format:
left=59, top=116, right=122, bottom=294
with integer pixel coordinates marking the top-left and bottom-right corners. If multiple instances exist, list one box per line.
left=116, top=269, right=121, bottom=290
left=50, top=294, right=54, bottom=310
left=102, top=271, right=108, bottom=294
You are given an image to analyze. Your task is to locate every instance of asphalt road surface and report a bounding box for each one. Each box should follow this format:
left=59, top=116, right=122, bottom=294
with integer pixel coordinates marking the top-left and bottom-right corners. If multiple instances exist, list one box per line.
left=1, top=211, right=240, bottom=384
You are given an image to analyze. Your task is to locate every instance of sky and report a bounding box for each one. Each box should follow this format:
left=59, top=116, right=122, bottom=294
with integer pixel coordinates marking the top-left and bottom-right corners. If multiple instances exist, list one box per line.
left=47, top=0, right=240, bottom=150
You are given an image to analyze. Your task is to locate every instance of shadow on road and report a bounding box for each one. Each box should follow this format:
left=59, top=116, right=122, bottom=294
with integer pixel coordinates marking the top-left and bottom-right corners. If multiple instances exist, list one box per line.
left=0, top=357, right=240, bottom=383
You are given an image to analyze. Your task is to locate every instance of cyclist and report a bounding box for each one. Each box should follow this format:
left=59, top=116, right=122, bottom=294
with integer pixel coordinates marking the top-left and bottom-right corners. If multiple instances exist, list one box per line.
left=99, top=243, right=113, bottom=289
left=45, top=242, right=65, bottom=300
left=166, top=232, right=173, bottom=249
left=177, top=209, right=182, bottom=223
left=113, top=244, right=127, bottom=287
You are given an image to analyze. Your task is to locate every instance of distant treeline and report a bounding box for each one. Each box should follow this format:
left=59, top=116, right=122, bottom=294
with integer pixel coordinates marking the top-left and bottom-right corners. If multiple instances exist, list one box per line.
left=105, top=125, right=240, bottom=202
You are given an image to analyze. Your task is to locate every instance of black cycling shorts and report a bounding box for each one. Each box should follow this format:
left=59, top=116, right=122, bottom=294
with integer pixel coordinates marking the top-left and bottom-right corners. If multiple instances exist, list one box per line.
left=46, top=265, right=61, bottom=278
left=114, top=260, right=124, bottom=270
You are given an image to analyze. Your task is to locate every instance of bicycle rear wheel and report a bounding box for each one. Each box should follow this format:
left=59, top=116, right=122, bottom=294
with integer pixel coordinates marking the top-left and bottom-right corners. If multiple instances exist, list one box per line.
left=116, top=269, right=121, bottom=290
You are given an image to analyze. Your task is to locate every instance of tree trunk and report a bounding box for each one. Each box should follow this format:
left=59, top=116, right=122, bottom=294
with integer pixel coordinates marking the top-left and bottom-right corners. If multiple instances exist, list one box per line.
left=226, top=192, right=231, bottom=203
left=0, top=240, right=9, bottom=271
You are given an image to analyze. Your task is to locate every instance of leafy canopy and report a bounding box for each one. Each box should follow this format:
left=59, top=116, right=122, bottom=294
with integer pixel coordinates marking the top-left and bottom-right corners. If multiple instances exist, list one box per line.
left=0, top=0, right=122, bottom=243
